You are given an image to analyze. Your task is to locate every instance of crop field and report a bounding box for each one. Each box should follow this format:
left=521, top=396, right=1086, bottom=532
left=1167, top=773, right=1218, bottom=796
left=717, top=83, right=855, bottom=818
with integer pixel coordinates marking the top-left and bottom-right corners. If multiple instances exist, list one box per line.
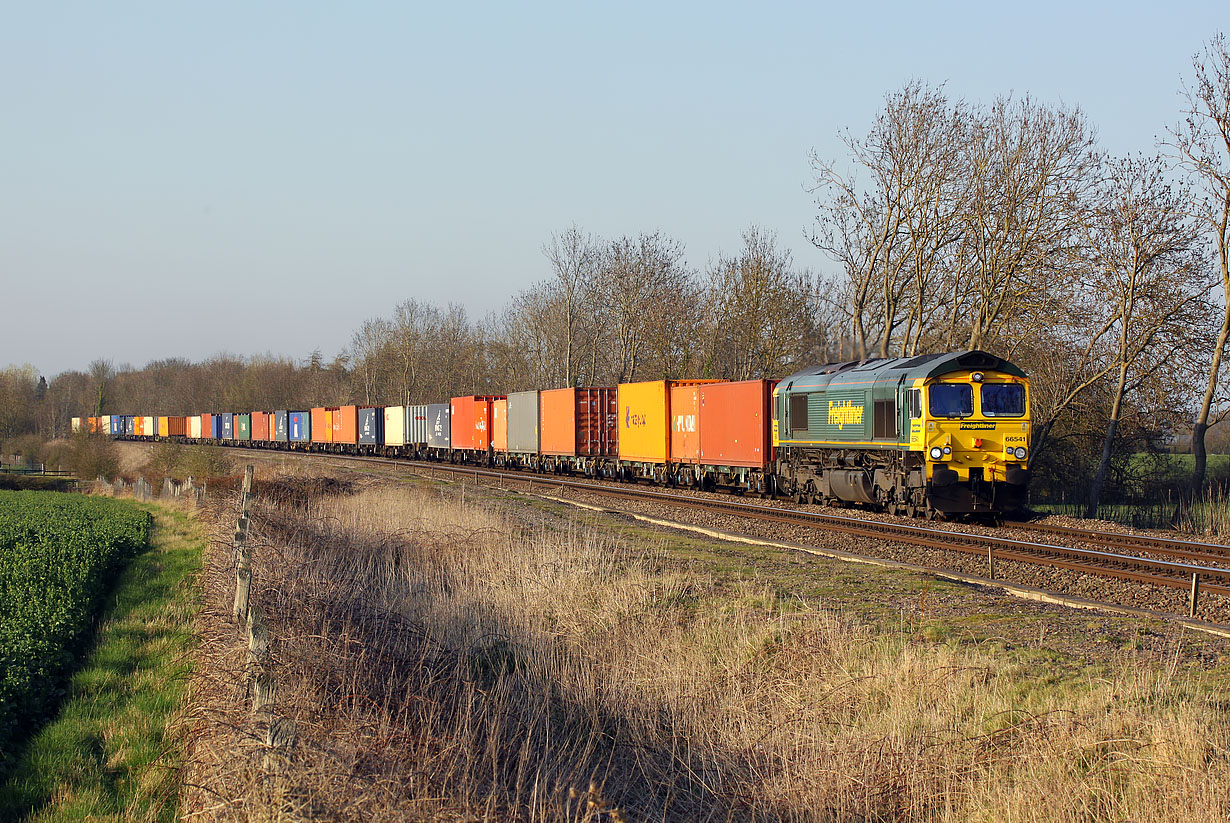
left=0, top=491, right=151, bottom=765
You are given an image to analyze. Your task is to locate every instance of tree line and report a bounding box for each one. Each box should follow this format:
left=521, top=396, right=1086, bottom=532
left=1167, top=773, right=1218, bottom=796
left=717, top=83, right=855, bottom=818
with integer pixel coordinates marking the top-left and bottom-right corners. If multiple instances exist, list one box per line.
left=3, top=34, right=1229, bottom=514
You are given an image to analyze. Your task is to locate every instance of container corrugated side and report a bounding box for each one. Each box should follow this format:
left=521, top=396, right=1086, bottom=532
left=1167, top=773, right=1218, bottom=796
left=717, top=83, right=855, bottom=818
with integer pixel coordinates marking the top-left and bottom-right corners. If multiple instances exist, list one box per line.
left=407, top=405, right=430, bottom=445
left=698, top=380, right=775, bottom=469
left=358, top=407, right=383, bottom=445
left=426, top=404, right=450, bottom=449
left=540, top=388, right=618, bottom=457
left=252, top=412, right=271, bottom=442
left=71, top=417, right=82, bottom=433
left=618, top=380, right=720, bottom=463
left=220, top=413, right=233, bottom=440
left=507, top=390, right=539, bottom=454
left=189, top=416, right=202, bottom=439
left=143, top=417, right=155, bottom=437
left=310, top=408, right=330, bottom=443
left=289, top=411, right=311, bottom=442
left=669, top=384, right=701, bottom=464
left=167, top=416, right=188, bottom=437
left=273, top=411, right=289, bottom=442
left=235, top=413, right=252, bottom=441
left=200, top=414, right=212, bottom=440
left=384, top=406, right=406, bottom=446
left=449, top=396, right=503, bottom=451
left=492, top=399, right=508, bottom=452
left=329, top=406, right=358, bottom=445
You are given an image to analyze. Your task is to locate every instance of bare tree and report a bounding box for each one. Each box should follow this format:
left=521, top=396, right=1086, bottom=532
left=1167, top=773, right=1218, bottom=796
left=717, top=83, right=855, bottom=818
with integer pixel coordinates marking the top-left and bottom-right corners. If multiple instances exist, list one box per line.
left=348, top=317, right=394, bottom=404
left=1081, top=156, right=1205, bottom=515
left=543, top=226, right=599, bottom=386
left=88, top=359, right=114, bottom=417
left=707, top=227, right=818, bottom=379
left=1168, top=32, right=1230, bottom=492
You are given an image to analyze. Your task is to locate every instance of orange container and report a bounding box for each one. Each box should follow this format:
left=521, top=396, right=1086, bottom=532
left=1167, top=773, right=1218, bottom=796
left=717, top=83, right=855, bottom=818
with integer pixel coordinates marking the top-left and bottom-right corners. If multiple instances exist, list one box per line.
left=88, top=417, right=100, bottom=433
left=617, top=380, right=720, bottom=463
left=310, top=408, right=332, bottom=443
left=200, top=414, right=212, bottom=440
left=540, top=388, right=617, bottom=457
left=330, top=406, right=359, bottom=445
left=449, top=395, right=504, bottom=451
left=698, top=380, right=776, bottom=469
left=669, top=384, right=701, bottom=464
left=251, top=411, right=271, bottom=442
left=492, top=399, right=508, bottom=452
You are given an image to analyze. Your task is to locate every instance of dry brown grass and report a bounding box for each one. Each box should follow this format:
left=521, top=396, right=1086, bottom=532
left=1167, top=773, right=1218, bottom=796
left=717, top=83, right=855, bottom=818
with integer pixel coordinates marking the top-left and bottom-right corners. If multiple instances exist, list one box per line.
left=181, top=479, right=1230, bottom=822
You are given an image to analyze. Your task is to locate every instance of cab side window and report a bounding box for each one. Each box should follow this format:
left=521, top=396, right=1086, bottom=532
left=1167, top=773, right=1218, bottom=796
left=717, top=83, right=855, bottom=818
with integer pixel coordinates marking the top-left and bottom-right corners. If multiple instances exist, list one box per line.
left=790, top=393, right=809, bottom=433
left=908, top=389, right=922, bottom=419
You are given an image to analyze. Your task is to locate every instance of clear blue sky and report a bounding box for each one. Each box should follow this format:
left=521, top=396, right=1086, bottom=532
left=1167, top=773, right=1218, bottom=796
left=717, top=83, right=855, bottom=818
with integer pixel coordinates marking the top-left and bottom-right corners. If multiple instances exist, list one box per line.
left=1, top=1, right=1223, bottom=377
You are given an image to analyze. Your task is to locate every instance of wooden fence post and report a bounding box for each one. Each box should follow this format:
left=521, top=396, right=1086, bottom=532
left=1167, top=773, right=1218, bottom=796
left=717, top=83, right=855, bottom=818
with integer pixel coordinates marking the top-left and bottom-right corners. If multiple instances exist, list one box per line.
left=1190, top=573, right=1200, bottom=619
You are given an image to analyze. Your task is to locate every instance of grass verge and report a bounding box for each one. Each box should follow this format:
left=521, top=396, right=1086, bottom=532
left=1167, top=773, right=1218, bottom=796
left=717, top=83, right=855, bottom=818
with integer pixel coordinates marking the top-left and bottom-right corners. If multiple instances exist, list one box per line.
left=0, top=505, right=202, bottom=822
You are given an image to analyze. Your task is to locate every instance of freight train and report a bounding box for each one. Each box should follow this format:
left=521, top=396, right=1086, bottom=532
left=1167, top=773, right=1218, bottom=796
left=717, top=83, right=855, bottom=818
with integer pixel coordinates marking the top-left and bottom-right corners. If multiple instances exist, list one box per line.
left=81, top=349, right=1031, bottom=518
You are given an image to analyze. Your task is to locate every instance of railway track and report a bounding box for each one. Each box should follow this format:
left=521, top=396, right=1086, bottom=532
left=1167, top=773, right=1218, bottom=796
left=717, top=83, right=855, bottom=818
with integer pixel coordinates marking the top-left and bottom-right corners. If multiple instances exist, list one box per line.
left=207, top=445, right=1230, bottom=615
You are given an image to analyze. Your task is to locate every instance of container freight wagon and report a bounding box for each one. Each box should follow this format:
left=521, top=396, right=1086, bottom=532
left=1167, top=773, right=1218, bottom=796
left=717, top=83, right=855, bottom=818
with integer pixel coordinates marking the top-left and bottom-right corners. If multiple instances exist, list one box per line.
left=384, top=406, right=407, bottom=451
left=310, top=408, right=332, bottom=445
left=505, top=391, right=540, bottom=466
left=426, top=404, right=450, bottom=455
left=143, top=416, right=155, bottom=438
left=234, top=413, right=251, bottom=441
left=616, top=380, right=720, bottom=480
left=188, top=415, right=202, bottom=439
left=538, top=387, right=617, bottom=475
left=200, top=414, right=213, bottom=441
left=449, top=396, right=504, bottom=460
left=273, top=411, right=289, bottom=444
left=252, top=412, right=271, bottom=442
left=695, top=380, right=776, bottom=492
left=288, top=411, right=310, bottom=444
left=330, top=406, right=360, bottom=447
left=220, top=413, right=234, bottom=441
left=358, top=406, right=383, bottom=453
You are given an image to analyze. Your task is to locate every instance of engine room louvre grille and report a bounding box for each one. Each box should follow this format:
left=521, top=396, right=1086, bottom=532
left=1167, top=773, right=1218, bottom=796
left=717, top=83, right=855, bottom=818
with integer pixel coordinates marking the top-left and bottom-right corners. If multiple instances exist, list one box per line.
left=790, top=393, right=809, bottom=433
left=874, top=399, right=898, bottom=438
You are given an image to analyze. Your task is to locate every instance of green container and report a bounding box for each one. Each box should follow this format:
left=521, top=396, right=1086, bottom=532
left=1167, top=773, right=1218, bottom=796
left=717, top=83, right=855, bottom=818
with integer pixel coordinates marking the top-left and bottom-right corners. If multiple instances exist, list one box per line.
left=235, top=413, right=251, bottom=441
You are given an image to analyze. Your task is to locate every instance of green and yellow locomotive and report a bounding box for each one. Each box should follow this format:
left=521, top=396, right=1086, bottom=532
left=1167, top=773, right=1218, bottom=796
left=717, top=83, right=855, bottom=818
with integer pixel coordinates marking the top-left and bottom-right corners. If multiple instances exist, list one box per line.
left=772, top=350, right=1030, bottom=517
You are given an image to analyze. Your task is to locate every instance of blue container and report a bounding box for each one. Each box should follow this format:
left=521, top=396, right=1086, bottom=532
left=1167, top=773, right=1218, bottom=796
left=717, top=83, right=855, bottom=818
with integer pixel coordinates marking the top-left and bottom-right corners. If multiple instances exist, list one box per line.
left=289, top=411, right=311, bottom=442
left=358, top=407, right=384, bottom=445
left=210, top=415, right=222, bottom=440
left=273, top=411, right=289, bottom=442
left=220, top=413, right=233, bottom=440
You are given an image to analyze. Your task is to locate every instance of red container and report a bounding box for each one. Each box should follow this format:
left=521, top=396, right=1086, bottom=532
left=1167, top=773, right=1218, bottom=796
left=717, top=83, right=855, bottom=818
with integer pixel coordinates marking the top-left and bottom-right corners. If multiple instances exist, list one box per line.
left=200, top=413, right=212, bottom=440
left=669, top=384, right=702, bottom=464
left=330, top=406, right=359, bottom=445
left=251, top=411, right=271, bottom=442
left=492, top=399, right=509, bottom=452
left=698, top=380, right=776, bottom=469
left=449, top=395, right=504, bottom=451
left=540, top=387, right=617, bottom=457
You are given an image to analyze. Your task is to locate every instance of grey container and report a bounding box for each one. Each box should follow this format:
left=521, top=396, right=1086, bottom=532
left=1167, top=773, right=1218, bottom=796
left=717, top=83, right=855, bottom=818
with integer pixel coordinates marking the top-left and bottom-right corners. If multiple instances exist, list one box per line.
left=426, top=403, right=450, bottom=449
left=273, top=411, right=289, bottom=442
left=358, top=407, right=383, bottom=445
left=507, top=390, right=540, bottom=454
left=407, top=404, right=430, bottom=445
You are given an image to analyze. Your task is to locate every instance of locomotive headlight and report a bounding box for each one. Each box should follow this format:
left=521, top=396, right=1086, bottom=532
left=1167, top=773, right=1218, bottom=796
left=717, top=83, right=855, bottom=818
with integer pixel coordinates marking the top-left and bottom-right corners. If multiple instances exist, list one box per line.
left=929, top=446, right=943, bottom=460
left=942, top=446, right=951, bottom=455
left=1013, top=446, right=1027, bottom=460
left=971, top=372, right=984, bottom=383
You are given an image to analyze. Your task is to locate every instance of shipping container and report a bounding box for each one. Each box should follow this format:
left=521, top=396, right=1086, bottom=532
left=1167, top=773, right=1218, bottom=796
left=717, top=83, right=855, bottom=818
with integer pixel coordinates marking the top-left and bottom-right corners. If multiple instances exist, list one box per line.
left=210, top=414, right=222, bottom=440
left=697, top=380, right=775, bottom=469
left=220, top=413, right=233, bottom=440
left=492, top=399, right=509, bottom=452
left=168, top=416, right=188, bottom=437
left=252, top=411, right=271, bottom=442
left=199, top=414, right=212, bottom=440
left=234, top=413, right=251, bottom=441
left=669, top=384, right=702, bottom=464
left=617, top=380, right=720, bottom=463
left=273, top=411, right=289, bottom=442
left=189, top=415, right=202, bottom=439
left=71, top=417, right=82, bottom=433
left=540, top=388, right=618, bottom=457
left=143, top=417, right=155, bottom=438
left=358, top=406, right=383, bottom=445
left=408, top=405, right=430, bottom=445
left=384, top=406, right=406, bottom=447
left=310, top=408, right=331, bottom=443
left=426, top=404, right=450, bottom=449
left=330, top=406, right=359, bottom=445
left=449, top=396, right=503, bottom=451
left=506, top=390, right=540, bottom=454
left=289, top=411, right=311, bottom=442
left=157, top=416, right=169, bottom=437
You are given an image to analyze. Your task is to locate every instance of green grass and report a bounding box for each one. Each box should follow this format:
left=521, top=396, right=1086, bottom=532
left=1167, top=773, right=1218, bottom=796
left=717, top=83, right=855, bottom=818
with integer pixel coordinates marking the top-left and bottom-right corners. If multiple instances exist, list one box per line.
left=0, top=505, right=202, bottom=822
